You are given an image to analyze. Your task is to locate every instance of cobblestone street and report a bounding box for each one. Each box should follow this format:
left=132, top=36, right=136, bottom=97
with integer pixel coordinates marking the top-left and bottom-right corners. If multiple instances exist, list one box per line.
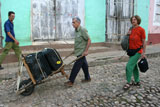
left=0, top=57, right=160, bottom=107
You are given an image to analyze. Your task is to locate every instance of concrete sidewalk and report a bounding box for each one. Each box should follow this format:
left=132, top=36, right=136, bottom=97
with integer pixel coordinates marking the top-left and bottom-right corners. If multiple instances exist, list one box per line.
left=0, top=44, right=160, bottom=80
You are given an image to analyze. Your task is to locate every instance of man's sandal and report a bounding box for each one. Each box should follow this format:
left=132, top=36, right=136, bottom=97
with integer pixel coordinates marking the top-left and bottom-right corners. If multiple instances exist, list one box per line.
left=123, top=83, right=132, bottom=90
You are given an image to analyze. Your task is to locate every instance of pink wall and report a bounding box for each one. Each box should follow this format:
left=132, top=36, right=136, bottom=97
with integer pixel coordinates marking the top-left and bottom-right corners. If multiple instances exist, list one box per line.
left=148, top=0, right=160, bottom=34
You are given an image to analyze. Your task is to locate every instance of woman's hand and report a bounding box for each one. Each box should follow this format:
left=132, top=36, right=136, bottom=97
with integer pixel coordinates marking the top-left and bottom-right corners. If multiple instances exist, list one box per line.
left=127, top=30, right=131, bottom=35
left=141, top=52, right=146, bottom=59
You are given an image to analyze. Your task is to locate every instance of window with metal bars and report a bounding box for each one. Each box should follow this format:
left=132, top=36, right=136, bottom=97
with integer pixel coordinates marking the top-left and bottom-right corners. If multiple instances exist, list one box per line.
left=154, top=0, right=160, bottom=25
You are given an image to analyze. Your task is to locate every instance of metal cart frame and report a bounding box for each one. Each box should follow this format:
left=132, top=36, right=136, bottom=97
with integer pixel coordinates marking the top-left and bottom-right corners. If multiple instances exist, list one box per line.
left=16, top=53, right=82, bottom=96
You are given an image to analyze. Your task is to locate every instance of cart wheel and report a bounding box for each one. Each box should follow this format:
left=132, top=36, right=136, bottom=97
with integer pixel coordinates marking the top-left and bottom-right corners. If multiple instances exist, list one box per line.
left=19, top=79, right=35, bottom=96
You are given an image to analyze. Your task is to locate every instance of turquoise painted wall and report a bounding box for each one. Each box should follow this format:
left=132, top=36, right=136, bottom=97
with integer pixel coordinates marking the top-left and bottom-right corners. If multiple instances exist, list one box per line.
left=85, top=0, right=106, bottom=43
left=135, top=0, right=150, bottom=40
left=0, top=0, right=31, bottom=46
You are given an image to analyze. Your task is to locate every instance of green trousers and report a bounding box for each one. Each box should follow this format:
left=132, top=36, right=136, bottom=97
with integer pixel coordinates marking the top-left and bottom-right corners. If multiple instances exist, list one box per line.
left=0, top=42, right=21, bottom=65
left=126, top=53, right=141, bottom=83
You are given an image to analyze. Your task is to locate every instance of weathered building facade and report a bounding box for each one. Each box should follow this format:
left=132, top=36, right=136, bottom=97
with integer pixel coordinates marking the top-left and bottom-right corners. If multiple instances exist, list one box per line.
left=32, top=0, right=85, bottom=41
left=0, top=2, right=2, bottom=47
left=0, top=0, right=85, bottom=46
left=105, top=0, right=150, bottom=42
left=148, top=0, right=160, bottom=44
left=0, top=0, right=31, bottom=46
left=0, top=0, right=151, bottom=47
left=105, top=0, right=134, bottom=42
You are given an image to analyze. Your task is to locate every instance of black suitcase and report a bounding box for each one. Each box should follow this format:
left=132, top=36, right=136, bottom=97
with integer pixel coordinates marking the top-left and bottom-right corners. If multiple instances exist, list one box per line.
left=36, top=51, right=52, bottom=75
left=25, top=52, right=52, bottom=83
left=25, top=53, right=42, bottom=82
left=42, top=48, right=63, bottom=71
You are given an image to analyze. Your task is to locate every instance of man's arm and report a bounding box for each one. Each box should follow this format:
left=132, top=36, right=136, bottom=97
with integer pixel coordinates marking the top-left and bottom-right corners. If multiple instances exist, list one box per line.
left=82, top=37, right=91, bottom=56
left=7, top=32, right=19, bottom=45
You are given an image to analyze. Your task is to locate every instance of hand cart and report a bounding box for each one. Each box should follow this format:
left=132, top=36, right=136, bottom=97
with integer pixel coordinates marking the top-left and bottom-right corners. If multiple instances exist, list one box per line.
left=16, top=49, right=82, bottom=96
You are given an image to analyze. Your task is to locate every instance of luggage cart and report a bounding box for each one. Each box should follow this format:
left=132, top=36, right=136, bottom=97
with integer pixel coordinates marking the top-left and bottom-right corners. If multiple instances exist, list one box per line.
left=16, top=49, right=82, bottom=96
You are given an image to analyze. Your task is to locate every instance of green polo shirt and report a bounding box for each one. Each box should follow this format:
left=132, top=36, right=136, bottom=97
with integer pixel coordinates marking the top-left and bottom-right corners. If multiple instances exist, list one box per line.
left=74, top=26, right=89, bottom=56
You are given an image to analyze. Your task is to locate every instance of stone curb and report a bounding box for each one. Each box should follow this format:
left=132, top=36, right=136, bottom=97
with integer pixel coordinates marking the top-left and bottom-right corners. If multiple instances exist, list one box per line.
left=1, top=51, right=159, bottom=81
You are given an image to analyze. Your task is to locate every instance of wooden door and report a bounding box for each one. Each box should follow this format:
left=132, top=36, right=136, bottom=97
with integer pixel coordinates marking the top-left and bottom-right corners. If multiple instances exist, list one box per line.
left=32, top=0, right=83, bottom=41
left=106, top=0, right=135, bottom=42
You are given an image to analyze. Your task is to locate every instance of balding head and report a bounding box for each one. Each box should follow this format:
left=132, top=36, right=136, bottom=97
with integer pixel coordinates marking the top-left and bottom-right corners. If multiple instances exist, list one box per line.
left=72, top=17, right=81, bottom=29
left=72, top=17, right=81, bottom=24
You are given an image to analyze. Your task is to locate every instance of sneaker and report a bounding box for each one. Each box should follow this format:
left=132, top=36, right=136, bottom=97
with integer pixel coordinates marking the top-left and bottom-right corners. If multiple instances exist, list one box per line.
left=81, top=78, right=91, bottom=83
left=0, top=65, right=4, bottom=70
left=64, top=81, right=73, bottom=87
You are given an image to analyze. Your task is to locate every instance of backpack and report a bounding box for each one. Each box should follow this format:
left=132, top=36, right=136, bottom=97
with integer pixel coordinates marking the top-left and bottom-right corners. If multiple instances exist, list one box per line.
left=121, top=27, right=133, bottom=51
left=121, top=34, right=129, bottom=51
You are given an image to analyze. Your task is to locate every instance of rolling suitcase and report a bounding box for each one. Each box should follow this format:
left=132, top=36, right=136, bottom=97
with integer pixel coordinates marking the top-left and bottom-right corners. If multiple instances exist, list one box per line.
left=42, top=48, right=63, bottom=72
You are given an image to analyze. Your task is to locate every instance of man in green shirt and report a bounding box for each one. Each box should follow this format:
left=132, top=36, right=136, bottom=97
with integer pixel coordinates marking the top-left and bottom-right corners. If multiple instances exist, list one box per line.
left=65, top=17, right=91, bottom=87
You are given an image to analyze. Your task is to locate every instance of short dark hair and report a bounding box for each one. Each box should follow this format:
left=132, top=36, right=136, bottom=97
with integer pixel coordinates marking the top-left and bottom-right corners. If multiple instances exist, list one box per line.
left=130, top=15, right=141, bottom=25
left=8, top=11, right=15, bottom=16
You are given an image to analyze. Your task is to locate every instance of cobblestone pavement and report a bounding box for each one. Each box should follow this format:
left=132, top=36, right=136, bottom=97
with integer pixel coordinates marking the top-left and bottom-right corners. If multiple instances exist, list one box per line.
left=0, top=57, right=160, bottom=107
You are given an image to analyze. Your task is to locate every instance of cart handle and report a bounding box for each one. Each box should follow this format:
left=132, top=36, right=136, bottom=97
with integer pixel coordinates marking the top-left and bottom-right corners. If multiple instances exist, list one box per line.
left=63, top=51, right=74, bottom=61
left=66, top=55, right=84, bottom=66
left=21, top=54, right=25, bottom=58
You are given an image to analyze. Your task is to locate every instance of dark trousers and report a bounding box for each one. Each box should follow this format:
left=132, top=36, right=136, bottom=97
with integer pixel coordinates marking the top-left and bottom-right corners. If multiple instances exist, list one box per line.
left=69, top=56, right=90, bottom=83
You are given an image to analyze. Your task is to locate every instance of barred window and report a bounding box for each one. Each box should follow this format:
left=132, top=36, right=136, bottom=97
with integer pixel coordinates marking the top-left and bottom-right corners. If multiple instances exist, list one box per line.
left=154, top=0, right=160, bottom=25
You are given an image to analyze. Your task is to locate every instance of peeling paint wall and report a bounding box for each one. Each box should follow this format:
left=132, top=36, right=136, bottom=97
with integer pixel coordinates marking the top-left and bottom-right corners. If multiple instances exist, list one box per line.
left=105, top=0, right=149, bottom=42
left=32, top=0, right=55, bottom=40
left=0, top=1, right=2, bottom=47
left=135, top=0, right=150, bottom=40
left=85, top=0, right=106, bottom=43
left=0, top=0, right=31, bottom=46
left=148, top=0, right=160, bottom=34
left=105, top=0, right=134, bottom=42
left=32, top=0, right=85, bottom=41
left=0, top=0, right=151, bottom=46
left=0, top=0, right=85, bottom=46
